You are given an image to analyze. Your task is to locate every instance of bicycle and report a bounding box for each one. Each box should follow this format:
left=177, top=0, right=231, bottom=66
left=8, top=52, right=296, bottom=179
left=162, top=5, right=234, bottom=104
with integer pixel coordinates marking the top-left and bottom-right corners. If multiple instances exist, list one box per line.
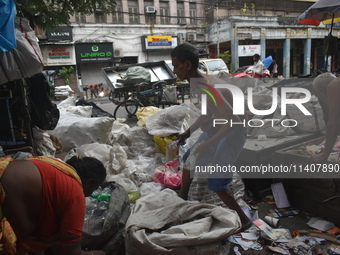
left=113, top=80, right=178, bottom=120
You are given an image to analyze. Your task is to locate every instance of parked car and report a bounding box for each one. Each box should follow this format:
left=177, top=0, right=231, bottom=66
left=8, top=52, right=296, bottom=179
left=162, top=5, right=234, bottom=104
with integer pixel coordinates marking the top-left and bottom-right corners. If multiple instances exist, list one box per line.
left=232, top=65, right=270, bottom=83
left=198, top=58, right=229, bottom=75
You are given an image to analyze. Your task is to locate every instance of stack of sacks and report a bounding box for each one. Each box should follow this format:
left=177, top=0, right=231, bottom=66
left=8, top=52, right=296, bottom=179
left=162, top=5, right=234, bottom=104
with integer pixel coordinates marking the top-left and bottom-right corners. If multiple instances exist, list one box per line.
left=48, top=97, right=114, bottom=152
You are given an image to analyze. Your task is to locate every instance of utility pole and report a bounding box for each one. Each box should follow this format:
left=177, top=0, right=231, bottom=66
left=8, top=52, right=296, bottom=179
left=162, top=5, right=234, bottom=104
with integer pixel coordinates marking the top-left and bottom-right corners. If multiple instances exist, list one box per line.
left=216, top=5, right=220, bottom=57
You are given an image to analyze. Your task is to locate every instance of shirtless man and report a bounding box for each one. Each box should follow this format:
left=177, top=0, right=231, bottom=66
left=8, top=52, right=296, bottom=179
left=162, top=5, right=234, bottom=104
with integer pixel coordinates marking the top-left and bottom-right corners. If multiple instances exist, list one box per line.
left=171, top=43, right=251, bottom=230
left=311, top=76, right=340, bottom=163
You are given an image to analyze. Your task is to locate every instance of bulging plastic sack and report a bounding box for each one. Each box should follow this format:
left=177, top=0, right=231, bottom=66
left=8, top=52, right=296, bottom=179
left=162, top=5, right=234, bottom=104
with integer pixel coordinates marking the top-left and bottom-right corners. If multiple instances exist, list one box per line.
left=120, top=66, right=151, bottom=85
left=0, top=18, right=43, bottom=85
left=48, top=117, right=114, bottom=152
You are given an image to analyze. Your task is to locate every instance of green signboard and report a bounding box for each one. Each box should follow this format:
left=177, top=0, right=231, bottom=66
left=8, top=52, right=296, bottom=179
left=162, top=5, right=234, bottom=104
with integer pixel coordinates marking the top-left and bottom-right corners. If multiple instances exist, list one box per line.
left=75, top=43, right=114, bottom=63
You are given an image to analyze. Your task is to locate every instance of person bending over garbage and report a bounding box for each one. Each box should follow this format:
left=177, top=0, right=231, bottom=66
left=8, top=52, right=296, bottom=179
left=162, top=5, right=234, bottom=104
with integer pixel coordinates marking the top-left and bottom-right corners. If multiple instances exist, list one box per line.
left=171, top=43, right=251, bottom=231
left=310, top=76, right=340, bottom=163
left=0, top=155, right=106, bottom=255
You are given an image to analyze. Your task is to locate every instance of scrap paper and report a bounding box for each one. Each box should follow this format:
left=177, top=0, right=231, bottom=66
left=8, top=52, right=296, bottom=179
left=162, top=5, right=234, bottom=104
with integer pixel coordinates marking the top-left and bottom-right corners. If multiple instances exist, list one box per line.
left=271, top=182, right=291, bottom=208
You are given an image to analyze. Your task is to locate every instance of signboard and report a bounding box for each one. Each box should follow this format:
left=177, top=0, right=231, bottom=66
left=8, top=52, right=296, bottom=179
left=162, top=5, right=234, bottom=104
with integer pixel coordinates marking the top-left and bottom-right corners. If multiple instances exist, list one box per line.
left=41, top=44, right=76, bottom=66
left=75, top=43, right=114, bottom=63
left=47, top=27, right=73, bottom=41
left=238, top=45, right=261, bottom=57
left=142, top=35, right=178, bottom=51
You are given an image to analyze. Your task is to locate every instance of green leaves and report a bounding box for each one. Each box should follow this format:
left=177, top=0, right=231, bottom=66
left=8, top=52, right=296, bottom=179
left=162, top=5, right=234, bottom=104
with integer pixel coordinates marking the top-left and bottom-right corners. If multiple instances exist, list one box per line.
left=17, top=0, right=117, bottom=29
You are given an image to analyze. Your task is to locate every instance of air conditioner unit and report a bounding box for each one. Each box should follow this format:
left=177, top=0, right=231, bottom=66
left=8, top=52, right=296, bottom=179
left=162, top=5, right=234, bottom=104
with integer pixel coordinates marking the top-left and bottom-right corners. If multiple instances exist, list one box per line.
left=145, top=6, right=156, bottom=14
left=186, top=33, right=196, bottom=42
left=95, top=3, right=102, bottom=11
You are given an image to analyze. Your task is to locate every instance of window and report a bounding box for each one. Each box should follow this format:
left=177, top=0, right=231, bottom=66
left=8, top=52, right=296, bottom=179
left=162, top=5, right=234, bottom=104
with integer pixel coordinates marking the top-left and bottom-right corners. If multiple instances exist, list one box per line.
left=177, top=2, right=185, bottom=25
left=95, top=11, right=107, bottom=23
left=189, top=3, right=196, bottom=25
left=160, top=2, right=170, bottom=25
left=112, top=0, right=123, bottom=23
left=75, top=12, right=86, bottom=23
left=128, top=0, right=139, bottom=24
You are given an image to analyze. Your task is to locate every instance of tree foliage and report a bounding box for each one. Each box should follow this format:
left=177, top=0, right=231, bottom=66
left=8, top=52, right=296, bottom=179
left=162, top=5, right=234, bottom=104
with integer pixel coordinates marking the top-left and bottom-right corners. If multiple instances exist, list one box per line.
left=16, top=0, right=116, bottom=29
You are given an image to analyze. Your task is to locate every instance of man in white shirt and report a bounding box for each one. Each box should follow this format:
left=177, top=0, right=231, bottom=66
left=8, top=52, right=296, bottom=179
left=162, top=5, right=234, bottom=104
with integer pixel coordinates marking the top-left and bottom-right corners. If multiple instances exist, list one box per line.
left=250, top=54, right=265, bottom=86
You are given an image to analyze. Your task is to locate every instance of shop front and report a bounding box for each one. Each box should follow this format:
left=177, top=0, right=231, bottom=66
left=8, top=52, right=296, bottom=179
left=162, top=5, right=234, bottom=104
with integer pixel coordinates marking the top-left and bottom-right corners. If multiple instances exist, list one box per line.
left=75, top=42, right=114, bottom=91
left=40, top=43, right=77, bottom=92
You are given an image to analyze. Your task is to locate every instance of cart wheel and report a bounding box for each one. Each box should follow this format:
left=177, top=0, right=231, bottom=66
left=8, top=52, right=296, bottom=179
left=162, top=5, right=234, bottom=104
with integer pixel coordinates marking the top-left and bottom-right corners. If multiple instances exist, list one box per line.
left=113, top=99, right=142, bottom=120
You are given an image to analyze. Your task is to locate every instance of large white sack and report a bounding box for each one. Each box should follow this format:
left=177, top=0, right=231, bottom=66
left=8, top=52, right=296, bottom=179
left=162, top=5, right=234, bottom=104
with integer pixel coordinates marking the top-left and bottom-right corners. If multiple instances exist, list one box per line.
left=58, top=105, right=93, bottom=118
left=125, top=189, right=238, bottom=255
left=57, top=97, right=77, bottom=109
left=48, top=117, right=114, bottom=152
left=146, top=104, right=199, bottom=137
left=286, top=95, right=325, bottom=133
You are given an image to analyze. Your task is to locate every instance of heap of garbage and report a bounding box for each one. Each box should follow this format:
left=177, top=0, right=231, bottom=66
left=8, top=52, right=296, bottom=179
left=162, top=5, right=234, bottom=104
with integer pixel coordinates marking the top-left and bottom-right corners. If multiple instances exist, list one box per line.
left=12, top=71, right=339, bottom=254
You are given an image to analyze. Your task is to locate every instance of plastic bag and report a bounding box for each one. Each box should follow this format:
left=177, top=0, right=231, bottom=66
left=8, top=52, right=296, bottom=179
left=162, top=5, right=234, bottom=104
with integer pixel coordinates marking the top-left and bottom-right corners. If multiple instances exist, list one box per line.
left=0, top=17, right=43, bottom=85
left=146, top=104, right=196, bottom=137
left=0, top=0, right=16, bottom=52
left=153, top=135, right=177, bottom=155
left=151, top=158, right=181, bottom=189
left=136, top=106, right=161, bottom=127
left=119, top=66, right=151, bottom=85
left=163, top=85, right=177, bottom=103
left=166, top=139, right=179, bottom=162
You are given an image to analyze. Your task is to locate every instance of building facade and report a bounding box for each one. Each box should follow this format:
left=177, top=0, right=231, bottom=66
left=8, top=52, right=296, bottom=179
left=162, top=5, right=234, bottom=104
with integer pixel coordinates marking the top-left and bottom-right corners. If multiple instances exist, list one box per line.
left=38, top=0, right=206, bottom=93
left=204, top=0, right=339, bottom=78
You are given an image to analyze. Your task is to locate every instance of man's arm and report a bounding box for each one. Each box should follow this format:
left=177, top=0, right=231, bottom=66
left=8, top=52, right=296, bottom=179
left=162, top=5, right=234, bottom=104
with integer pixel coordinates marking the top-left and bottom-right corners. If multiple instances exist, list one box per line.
left=311, top=78, right=340, bottom=163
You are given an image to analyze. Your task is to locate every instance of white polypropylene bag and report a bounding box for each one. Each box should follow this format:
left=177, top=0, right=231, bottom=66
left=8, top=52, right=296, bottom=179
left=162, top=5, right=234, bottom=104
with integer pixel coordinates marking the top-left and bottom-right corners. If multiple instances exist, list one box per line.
left=59, top=106, right=93, bottom=118
left=57, top=97, right=77, bottom=109
left=125, top=189, right=238, bottom=255
left=48, top=117, right=114, bottom=152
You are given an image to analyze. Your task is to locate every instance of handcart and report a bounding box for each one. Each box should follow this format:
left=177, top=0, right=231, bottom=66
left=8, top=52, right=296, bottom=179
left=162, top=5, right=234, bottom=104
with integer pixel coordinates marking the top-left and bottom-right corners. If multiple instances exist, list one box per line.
left=102, top=61, right=179, bottom=119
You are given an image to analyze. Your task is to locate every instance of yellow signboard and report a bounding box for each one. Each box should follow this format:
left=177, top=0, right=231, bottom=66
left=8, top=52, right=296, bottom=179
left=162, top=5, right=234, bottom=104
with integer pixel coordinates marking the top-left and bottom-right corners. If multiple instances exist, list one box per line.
left=147, top=35, right=172, bottom=47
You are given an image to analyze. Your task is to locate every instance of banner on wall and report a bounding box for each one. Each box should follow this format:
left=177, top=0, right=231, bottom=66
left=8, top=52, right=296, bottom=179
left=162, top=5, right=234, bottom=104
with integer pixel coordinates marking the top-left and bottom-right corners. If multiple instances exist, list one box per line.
left=238, top=45, right=261, bottom=57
